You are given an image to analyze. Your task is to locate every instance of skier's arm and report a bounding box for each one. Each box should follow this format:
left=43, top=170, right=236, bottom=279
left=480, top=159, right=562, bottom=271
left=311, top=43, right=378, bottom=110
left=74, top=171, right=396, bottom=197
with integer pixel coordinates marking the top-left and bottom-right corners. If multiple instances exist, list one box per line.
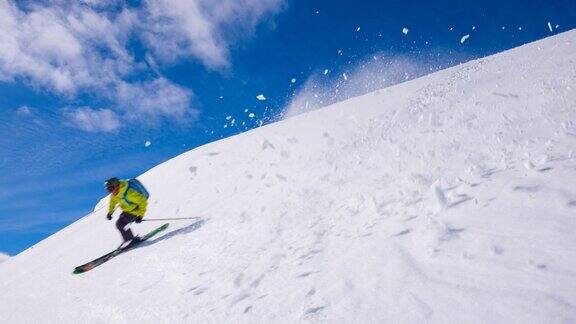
left=107, top=195, right=118, bottom=216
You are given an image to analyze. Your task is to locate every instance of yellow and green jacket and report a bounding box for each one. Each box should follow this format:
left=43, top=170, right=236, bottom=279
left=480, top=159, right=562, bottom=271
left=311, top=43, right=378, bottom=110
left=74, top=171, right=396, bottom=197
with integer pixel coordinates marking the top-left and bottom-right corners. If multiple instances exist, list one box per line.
left=107, top=180, right=148, bottom=218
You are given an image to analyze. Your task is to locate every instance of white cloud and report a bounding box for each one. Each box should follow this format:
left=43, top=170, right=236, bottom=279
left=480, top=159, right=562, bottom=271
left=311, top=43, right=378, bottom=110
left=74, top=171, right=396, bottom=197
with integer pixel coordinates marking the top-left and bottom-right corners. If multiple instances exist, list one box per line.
left=116, top=77, right=197, bottom=122
left=141, top=0, right=285, bottom=69
left=16, top=106, right=33, bottom=116
left=14, top=105, right=48, bottom=126
left=0, top=0, right=285, bottom=132
left=141, top=1, right=227, bottom=69
left=0, top=252, right=10, bottom=264
left=65, top=107, right=121, bottom=132
left=0, top=1, right=134, bottom=94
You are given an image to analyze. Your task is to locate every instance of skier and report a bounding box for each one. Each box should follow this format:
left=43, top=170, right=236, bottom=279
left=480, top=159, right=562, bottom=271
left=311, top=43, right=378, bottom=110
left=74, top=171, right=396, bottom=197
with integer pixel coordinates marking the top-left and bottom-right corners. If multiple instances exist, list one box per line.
left=104, top=177, right=149, bottom=246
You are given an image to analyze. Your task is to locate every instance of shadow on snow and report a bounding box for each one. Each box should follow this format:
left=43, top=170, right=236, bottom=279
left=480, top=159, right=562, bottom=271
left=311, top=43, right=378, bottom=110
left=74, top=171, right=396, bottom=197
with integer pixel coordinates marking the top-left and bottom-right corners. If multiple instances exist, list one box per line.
left=138, top=218, right=207, bottom=248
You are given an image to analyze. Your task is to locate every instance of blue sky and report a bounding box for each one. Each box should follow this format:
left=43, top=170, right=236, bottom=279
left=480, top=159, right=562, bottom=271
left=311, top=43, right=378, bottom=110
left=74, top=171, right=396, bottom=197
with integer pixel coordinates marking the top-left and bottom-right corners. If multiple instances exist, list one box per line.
left=1, top=0, right=575, bottom=256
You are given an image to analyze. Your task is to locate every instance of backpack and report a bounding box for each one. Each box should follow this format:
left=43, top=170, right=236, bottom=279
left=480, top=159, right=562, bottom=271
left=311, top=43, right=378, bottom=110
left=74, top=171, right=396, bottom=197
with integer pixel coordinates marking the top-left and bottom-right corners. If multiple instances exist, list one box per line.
left=127, top=178, right=150, bottom=199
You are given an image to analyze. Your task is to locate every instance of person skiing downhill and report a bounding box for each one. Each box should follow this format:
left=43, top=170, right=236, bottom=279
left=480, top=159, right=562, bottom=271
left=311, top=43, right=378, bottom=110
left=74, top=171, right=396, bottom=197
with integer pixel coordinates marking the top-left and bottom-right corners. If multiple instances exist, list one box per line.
left=104, top=177, right=149, bottom=246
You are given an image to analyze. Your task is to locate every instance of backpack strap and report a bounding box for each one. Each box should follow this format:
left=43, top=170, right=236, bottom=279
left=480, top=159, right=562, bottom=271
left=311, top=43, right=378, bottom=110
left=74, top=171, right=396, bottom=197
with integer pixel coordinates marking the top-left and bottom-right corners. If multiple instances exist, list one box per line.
left=127, top=179, right=150, bottom=199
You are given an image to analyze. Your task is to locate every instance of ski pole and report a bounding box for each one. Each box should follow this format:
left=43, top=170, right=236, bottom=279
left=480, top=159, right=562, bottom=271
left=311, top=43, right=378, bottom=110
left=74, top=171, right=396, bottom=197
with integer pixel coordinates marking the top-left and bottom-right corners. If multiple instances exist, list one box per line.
left=143, top=217, right=199, bottom=221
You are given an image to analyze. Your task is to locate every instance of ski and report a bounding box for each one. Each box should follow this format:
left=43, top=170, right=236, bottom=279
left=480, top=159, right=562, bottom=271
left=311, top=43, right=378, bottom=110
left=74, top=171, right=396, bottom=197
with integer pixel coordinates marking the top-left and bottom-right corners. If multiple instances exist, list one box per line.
left=72, top=223, right=169, bottom=275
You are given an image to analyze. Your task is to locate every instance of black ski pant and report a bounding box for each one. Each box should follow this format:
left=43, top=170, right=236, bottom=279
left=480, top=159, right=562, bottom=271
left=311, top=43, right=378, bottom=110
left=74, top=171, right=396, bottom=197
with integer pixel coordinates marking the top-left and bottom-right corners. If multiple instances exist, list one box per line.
left=116, top=212, right=139, bottom=242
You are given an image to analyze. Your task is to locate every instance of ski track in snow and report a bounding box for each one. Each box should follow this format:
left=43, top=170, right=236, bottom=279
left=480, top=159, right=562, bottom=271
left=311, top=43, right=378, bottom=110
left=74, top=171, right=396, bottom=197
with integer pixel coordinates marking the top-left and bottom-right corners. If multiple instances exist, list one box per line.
left=0, top=30, right=576, bottom=323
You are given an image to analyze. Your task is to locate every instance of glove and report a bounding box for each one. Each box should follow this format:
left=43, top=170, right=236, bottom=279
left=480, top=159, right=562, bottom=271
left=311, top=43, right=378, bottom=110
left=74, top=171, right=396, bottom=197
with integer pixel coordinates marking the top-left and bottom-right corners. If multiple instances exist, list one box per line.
left=135, top=217, right=143, bottom=223
left=106, top=213, right=112, bottom=220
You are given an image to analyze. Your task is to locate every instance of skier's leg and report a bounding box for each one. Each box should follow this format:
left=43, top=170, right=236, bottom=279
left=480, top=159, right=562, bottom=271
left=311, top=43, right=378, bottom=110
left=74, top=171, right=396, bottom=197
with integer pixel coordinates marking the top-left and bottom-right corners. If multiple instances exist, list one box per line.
left=116, top=212, right=135, bottom=242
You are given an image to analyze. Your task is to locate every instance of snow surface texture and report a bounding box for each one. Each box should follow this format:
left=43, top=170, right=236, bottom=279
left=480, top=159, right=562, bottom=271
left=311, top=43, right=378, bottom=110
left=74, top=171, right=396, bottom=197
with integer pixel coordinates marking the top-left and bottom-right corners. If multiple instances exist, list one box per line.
left=0, top=252, right=9, bottom=264
left=1, top=30, right=576, bottom=323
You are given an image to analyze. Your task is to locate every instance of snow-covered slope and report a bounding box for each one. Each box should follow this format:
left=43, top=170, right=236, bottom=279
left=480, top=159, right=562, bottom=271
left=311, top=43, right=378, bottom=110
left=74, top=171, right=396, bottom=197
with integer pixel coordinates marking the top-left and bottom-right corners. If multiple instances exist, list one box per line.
left=1, top=30, right=576, bottom=323
left=0, top=252, right=9, bottom=264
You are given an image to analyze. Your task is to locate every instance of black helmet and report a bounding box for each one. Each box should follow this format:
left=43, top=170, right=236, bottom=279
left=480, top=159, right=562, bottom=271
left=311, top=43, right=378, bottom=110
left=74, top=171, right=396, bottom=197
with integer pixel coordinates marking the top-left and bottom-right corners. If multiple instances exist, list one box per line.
left=104, top=177, right=120, bottom=193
